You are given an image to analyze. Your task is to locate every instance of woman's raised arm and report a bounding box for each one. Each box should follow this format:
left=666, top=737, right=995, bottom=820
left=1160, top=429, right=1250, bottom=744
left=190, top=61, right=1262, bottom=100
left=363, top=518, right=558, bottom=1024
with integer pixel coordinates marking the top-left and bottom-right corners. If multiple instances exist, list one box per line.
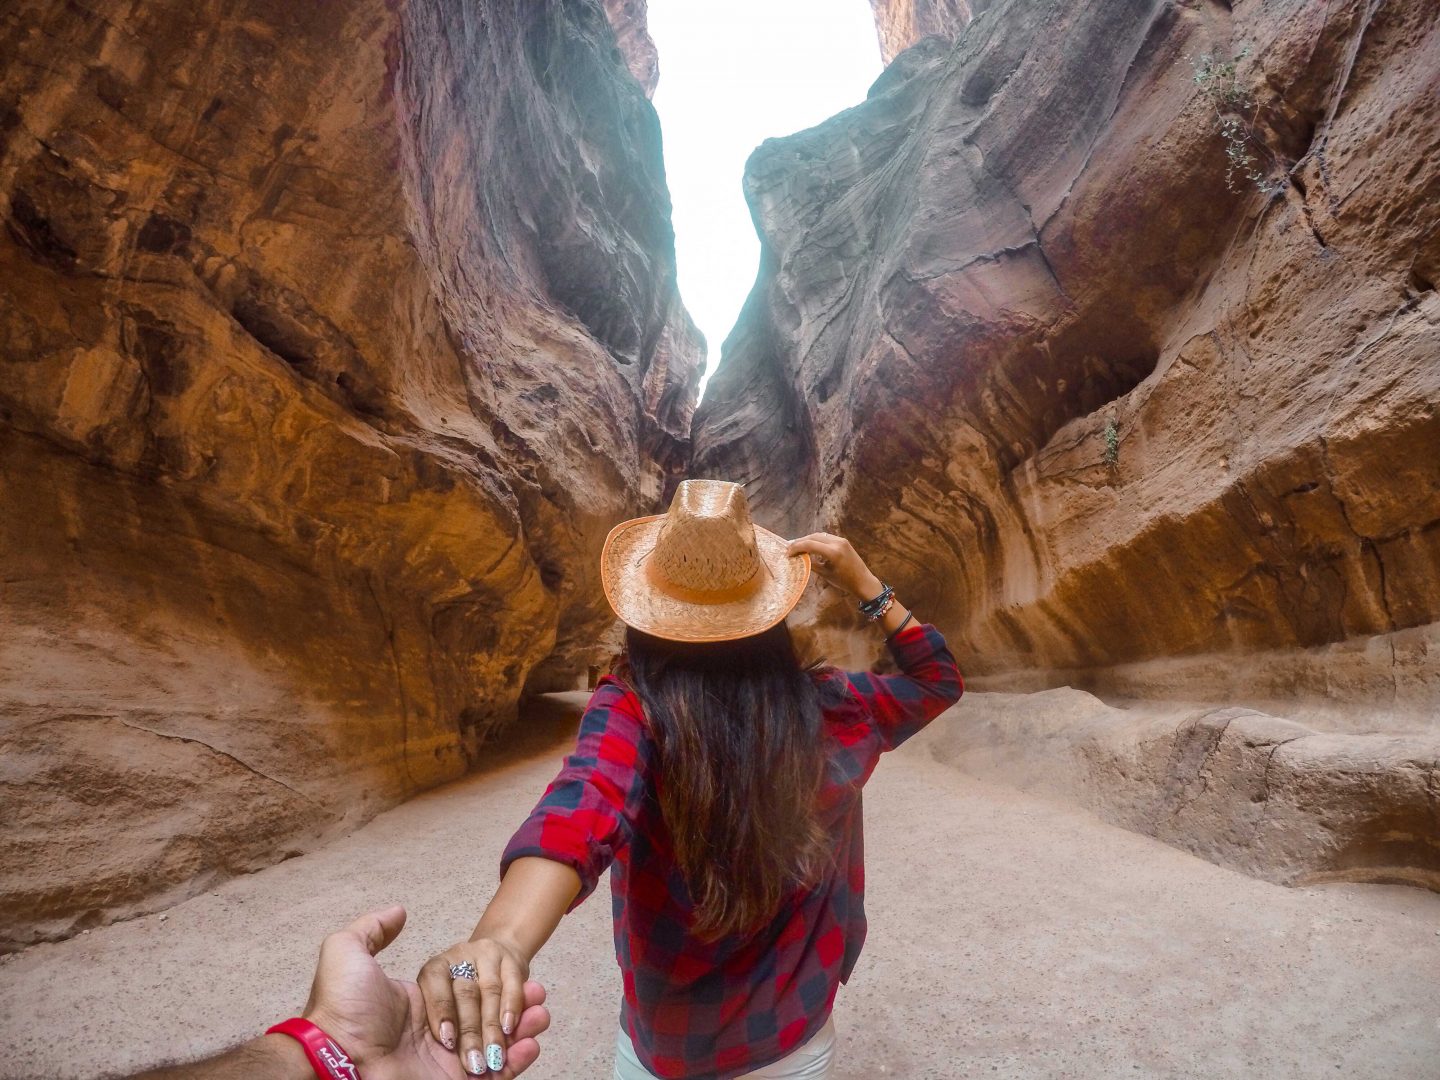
left=788, top=531, right=963, bottom=751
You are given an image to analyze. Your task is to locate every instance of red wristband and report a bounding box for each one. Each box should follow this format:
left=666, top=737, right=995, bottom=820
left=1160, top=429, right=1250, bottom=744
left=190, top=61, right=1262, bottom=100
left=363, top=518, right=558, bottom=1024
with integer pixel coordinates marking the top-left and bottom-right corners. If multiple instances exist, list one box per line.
left=266, top=1018, right=362, bottom=1080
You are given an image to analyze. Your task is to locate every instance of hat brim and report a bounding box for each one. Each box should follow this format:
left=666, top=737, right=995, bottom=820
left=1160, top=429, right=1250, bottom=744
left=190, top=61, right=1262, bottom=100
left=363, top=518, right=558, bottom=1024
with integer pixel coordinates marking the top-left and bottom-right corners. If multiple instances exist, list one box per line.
left=600, top=515, right=811, bottom=643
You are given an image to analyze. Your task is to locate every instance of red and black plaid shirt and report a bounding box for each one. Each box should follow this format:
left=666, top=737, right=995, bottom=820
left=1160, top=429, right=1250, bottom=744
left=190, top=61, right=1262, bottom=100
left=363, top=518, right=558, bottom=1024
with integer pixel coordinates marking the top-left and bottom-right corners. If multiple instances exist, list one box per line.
left=500, top=622, right=963, bottom=1079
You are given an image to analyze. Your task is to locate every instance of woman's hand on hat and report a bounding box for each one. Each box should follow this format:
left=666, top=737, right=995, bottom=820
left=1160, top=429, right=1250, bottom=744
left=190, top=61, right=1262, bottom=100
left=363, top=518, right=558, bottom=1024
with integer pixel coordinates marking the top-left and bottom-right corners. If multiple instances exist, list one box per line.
left=787, top=532, right=884, bottom=600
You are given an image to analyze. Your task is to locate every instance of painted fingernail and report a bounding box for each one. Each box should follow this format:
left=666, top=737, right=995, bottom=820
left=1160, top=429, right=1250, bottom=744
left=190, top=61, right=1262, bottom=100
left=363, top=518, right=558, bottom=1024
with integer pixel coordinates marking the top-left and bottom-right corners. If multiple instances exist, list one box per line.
left=440, top=1021, right=455, bottom=1050
left=466, top=1048, right=485, bottom=1075
left=502, top=1012, right=515, bottom=1036
left=487, top=1044, right=505, bottom=1072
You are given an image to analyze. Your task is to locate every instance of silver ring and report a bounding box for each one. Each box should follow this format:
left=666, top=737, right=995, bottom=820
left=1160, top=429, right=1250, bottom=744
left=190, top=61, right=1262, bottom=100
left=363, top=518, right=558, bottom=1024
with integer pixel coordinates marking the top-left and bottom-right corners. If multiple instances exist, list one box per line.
left=450, top=961, right=478, bottom=981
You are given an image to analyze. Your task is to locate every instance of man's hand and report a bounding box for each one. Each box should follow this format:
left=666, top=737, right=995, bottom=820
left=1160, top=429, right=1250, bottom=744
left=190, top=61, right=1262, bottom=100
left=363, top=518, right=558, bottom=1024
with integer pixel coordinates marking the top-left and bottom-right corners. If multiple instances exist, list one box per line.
left=304, top=906, right=549, bottom=1080
left=132, top=906, right=550, bottom=1080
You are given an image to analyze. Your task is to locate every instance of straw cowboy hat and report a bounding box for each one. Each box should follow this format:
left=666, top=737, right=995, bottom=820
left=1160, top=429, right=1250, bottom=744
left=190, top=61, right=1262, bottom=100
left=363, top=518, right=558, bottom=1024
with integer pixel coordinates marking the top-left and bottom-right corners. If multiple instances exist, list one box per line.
left=601, top=479, right=811, bottom=642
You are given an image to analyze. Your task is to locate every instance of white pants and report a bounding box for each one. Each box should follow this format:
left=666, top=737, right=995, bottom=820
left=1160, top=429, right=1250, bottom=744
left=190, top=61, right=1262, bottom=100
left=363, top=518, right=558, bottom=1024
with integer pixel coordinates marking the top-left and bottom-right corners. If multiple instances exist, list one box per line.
left=613, top=1015, right=836, bottom=1079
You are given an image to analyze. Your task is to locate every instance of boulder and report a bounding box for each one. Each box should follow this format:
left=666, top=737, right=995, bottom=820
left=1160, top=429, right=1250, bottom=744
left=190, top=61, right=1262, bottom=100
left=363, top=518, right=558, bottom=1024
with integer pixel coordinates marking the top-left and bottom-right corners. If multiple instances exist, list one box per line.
left=913, top=690, right=1440, bottom=891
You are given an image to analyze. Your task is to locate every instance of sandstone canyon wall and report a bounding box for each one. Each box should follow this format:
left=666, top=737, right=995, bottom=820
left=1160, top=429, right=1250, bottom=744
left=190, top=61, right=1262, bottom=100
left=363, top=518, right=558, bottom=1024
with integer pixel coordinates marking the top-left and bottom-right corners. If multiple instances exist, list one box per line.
left=694, top=0, right=1439, bottom=892
left=603, top=0, right=661, bottom=98
left=869, top=0, right=978, bottom=64
left=0, top=0, right=698, bottom=949
left=696, top=0, right=1439, bottom=715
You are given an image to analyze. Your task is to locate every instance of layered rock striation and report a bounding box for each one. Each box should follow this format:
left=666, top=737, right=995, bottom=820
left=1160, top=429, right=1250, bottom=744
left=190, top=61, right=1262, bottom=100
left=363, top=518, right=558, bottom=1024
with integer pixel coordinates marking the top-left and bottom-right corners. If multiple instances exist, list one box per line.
left=694, top=0, right=1439, bottom=891
left=0, top=0, right=699, bottom=948
left=695, top=0, right=1440, bottom=711
left=869, top=0, right=977, bottom=64
left=603, top=0, right=661, bottom=97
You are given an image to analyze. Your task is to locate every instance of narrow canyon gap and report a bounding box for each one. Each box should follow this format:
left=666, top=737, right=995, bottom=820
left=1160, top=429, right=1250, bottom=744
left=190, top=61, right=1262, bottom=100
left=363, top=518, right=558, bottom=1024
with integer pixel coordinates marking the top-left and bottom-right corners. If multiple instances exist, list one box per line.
left=2, top=0, right=1438, bottom=966
left=692, top=0, right=1440, bottom=888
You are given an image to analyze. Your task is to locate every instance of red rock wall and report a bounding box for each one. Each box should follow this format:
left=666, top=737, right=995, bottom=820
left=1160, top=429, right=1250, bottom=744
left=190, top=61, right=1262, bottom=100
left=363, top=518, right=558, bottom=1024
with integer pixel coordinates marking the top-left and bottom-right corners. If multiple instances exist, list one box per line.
left=603, top=0, right=661, bottom=97
left=0, top=0, right=698, bottom=948
left=869, top=0, right=976, bottom=64
left=694, top=0, right=1440, bottom=710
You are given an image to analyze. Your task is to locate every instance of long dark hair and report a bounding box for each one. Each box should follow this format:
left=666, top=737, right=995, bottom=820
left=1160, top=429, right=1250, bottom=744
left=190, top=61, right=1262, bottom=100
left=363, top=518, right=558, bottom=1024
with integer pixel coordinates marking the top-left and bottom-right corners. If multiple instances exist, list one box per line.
left=621, top=621, right=831, bottom=941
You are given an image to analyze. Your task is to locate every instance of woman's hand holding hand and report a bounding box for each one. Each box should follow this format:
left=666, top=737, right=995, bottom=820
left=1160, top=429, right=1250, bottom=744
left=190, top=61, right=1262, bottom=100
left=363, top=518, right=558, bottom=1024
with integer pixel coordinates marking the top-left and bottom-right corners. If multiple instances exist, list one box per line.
left=419, top=858, right=580, bottom=1077
left=787, top=532, right=884, bottom=600
left=419, top=936, right=531, bottom=1077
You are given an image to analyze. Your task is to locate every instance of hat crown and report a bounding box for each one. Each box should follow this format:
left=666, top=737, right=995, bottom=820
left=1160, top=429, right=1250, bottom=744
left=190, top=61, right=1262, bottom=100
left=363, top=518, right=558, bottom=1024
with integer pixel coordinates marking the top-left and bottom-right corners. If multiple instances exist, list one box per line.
left=650, top=480, right=761, bottom=594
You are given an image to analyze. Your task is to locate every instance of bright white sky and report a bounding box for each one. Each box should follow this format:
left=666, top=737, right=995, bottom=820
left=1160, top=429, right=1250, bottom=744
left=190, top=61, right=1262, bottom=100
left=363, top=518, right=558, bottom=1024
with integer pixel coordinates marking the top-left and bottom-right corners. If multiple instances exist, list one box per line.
left=647, top=0, right=883, bottom=397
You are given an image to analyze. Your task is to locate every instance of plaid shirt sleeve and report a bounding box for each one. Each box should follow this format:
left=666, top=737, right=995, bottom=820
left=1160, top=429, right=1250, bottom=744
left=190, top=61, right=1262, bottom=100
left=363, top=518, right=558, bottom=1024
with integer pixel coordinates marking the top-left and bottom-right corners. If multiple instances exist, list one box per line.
left=499, top=677, right=652, bottom=912
left=844, top=622, right=964, bottom=752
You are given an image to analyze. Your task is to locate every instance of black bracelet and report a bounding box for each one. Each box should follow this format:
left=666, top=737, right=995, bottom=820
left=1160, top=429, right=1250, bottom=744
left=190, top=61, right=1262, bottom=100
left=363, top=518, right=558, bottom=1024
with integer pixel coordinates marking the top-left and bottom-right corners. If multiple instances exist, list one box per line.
left=858, top=582, right=894, bottom=620
left=885, top=609, right=915, bottom=640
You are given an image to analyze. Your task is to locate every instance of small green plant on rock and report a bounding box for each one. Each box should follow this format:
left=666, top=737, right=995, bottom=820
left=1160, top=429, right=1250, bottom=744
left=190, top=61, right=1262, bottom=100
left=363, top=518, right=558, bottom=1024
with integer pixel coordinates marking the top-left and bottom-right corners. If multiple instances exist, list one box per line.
left=1190, top=45, right=1286, bottom=197
left=1103, top=418, right=1120, bottom=468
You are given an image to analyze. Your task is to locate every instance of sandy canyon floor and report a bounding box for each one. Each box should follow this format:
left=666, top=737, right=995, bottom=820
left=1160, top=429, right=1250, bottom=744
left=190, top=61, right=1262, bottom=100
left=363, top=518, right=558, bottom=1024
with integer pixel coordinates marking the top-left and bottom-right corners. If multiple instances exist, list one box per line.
left=2, top=695, right=1438, bottom=1080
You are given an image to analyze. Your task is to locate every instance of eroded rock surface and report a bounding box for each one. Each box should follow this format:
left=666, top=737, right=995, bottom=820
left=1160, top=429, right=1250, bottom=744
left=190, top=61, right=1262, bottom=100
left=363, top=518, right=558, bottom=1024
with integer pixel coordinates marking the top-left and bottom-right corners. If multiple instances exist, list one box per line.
left=603, top=0, right=661, bottom=97
left=869, top=0, right=977, bottom=64
left=695, top=0, right=1440, bottom=712
left=0, top=0, right=699, bottom=949
left=913, top=691, right=1440, bottom=892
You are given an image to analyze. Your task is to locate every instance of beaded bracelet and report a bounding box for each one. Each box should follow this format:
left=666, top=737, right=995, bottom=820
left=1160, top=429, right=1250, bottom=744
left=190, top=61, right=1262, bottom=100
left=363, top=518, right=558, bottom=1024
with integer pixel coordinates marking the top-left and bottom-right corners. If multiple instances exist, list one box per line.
left=859, top=582, right=895, bottom=621
left=859, top=582, right=891, bottom=611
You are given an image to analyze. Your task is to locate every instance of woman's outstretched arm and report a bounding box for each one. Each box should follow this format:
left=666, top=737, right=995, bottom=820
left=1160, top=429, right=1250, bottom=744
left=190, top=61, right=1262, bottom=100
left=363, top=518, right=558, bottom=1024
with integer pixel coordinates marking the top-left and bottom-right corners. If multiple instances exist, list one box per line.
left=417, top=858, right=579, bottom=1078
left=418, top=679, right=652, bottom=1077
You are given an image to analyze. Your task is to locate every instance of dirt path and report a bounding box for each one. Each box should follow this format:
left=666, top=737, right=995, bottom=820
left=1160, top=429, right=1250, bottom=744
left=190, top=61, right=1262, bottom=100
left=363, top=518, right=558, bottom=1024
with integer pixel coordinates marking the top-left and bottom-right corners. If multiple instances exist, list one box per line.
left=3, top=699, right=1438, bottom=1079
